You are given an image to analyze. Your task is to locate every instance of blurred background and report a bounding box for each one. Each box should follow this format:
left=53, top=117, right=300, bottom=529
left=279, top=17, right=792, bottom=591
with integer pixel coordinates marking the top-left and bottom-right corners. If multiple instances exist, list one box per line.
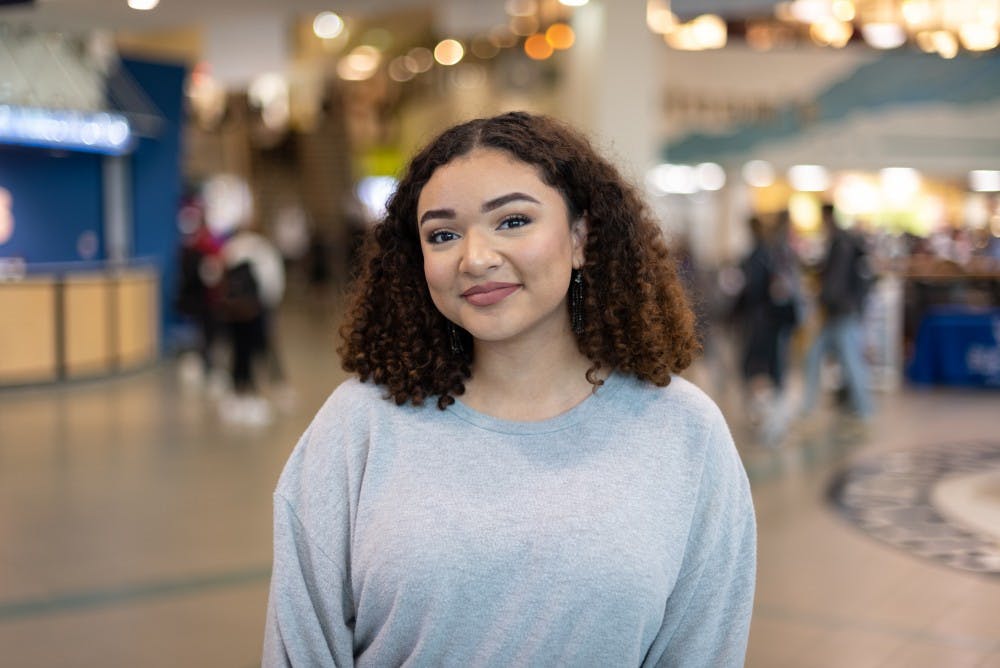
left=0, top=0, right=999, bottom=666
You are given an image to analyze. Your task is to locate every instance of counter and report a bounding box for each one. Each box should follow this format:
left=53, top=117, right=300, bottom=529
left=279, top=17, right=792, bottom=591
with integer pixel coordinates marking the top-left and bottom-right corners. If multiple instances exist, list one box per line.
left=0, top=266, right=158, bottom=386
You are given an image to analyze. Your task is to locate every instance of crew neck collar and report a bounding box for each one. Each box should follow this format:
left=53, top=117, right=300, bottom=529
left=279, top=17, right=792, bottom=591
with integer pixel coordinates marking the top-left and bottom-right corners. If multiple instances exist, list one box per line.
left=445, top=372, right=626, bottom=435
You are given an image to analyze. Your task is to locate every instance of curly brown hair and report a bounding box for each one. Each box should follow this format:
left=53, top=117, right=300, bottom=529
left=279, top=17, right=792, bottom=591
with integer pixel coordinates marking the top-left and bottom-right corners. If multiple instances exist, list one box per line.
left=339, top=111, right=699, bottom=409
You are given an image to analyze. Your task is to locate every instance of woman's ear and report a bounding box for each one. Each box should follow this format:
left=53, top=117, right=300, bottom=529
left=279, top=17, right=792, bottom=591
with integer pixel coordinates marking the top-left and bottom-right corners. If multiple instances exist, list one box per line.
left=571, top=214, right=588, bottom=269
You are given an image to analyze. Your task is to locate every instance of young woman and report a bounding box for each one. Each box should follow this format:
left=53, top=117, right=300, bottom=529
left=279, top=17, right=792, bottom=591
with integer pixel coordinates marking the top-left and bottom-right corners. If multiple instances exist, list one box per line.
left=263, top=112, right=756, bottom=667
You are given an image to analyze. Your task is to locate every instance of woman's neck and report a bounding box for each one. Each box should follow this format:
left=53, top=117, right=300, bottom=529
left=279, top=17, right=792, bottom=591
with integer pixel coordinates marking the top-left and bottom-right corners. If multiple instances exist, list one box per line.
left=461, top=333, right=599, bottom=422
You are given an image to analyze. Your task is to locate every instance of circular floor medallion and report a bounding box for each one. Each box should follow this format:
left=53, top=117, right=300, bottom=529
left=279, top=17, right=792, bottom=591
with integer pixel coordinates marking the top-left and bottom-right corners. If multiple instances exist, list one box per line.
left=827, top=440, right=1000, bottom=576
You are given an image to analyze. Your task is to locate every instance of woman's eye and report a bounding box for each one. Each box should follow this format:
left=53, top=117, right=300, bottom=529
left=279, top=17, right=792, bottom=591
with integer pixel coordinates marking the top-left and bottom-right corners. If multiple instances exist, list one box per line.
left=427, top=230, right=458, bottom=244
left=498, top=214, right=531, bottom=230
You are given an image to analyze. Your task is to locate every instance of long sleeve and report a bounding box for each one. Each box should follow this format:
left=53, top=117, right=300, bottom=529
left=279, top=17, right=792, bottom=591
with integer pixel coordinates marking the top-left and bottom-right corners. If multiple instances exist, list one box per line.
left=262, top=494, right=355, bottom=667
left=646, top=415, right=757, bottom=667
left=262, top=388, right=368, bottom=668
left=262, top=375, right=754, bottom=667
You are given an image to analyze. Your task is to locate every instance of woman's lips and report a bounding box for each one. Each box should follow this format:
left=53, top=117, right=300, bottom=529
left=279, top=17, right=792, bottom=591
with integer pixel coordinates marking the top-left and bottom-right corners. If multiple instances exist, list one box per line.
left=462, top=283, right=521, bottom=307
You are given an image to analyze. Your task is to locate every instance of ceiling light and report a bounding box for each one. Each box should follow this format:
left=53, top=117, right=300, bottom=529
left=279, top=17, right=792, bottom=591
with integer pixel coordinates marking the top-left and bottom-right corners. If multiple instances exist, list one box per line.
left=524, top=34, right=554, bottom=60
left=338, top=46, right=381, bottom=81
left=313, top=12, right=345, bottom=40
left=434, top=39, right=465, bottom=66
left=128, top=0, right=159, bottom=9
left=647, top=164, right=698, bottom=195
left=647, top=0, right=678, bottom=34
left=931, top=29, right=958, bottom=57
left=879, top=167, right=921, bottom=208
left=861, top=22, right=907, bottom=49
left=831, top=0, right=855, bottom=22
left=696, top=163, right=726, bottom=191
left=969, top=170, right=1000, bottom=192
left=690, top=14, right=727, bottom=49
left=788, top=164, right=830, bottom=192
left=0, top=107, right=135, bottom=155
left=901, top=0, right=934, bottom=28
left=545, top=23, right=575, bottom=49
left=742, top=160, right=775, bottom=188
left=789, top=0, right=834, bottom=23
left=834, top=173, right=881, bottom=216
left=959, top=23, right=1000, bottom=51
left=810, top=20, right=853, bottom=47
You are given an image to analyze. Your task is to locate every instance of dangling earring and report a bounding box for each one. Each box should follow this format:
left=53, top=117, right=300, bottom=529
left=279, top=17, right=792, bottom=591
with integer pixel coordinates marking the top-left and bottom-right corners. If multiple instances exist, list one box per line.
left=448, top=322, right=463, bottom=355
left=570, top=268, right=584, bottom=334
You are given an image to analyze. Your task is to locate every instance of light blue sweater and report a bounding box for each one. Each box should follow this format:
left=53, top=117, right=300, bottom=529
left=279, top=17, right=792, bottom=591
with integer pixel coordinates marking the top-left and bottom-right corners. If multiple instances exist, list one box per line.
left=263, top=373, right=756, bottom=667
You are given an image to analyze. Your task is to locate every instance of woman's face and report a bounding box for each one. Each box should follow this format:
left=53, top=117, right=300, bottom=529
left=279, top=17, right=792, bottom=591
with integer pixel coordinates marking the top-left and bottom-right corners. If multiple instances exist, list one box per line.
left=417, top=147, right=586, bottom=347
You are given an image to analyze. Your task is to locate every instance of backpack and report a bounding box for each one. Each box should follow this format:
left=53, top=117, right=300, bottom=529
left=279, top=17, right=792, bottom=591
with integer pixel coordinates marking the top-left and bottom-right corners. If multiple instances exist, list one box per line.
left=820, top=232, right=874, bottom=316
left=221, top=261, right=262, bottom=322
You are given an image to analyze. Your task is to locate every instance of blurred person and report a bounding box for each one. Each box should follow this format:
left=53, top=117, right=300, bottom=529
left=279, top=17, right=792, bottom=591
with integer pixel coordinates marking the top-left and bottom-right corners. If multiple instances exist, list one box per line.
left=173, top=195, right=225, bottom=389
left=263, top=112, right=756, bottom=666
left=731, top=213, right=802, bottom=443
left=219, top=224, right=288, bottom=425
left=273, top=201, right=311, bottom=279
left=800, top=204, right=875, bottom=421
left=769, top=211, right=805, bottom=395
left=305, top=225, right=334, bottom=301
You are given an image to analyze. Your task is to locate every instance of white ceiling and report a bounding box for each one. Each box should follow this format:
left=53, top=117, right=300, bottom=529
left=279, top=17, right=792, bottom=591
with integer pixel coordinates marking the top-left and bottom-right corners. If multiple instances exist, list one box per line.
left=1, top=0, right=778, bottom=33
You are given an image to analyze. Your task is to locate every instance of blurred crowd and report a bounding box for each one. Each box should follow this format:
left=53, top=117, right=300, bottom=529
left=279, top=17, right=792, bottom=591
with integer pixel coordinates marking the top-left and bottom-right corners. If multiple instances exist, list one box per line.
left=688, top=203, right=1000, bottom=447
left=171, top=172, right=1000, bottom=437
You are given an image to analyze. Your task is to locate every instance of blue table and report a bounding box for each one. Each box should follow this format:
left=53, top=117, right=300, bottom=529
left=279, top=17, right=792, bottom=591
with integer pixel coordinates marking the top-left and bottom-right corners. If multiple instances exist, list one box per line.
left=907, top=307, right=1000, bottom=387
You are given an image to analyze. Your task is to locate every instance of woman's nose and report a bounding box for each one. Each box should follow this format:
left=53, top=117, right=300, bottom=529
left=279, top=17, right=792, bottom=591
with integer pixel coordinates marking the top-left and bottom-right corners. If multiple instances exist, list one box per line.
left=459, top=229, right=501, bottom=275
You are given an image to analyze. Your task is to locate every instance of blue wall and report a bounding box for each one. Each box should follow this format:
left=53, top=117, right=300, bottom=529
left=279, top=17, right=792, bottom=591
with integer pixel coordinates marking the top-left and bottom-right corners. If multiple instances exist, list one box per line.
left=0, top=56, right=187, bottom=352
left=122, top=57, right=188, bottom=340
left=0, top=146, right=104, bottom=262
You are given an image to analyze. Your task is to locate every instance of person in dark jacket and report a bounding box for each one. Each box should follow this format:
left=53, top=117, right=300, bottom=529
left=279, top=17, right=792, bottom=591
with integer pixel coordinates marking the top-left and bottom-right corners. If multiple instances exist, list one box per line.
left=732, top=213, right=802, bottom=441
left=800, top=204, right=874, bottom=420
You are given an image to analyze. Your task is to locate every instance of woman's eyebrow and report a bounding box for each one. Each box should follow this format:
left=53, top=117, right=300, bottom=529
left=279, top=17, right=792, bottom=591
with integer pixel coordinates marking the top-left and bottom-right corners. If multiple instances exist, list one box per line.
left=419, top=208, right=455, bottom=226
left=419, top=192, right=541, bottom=226
left=482, top=192, right=540, bottom=212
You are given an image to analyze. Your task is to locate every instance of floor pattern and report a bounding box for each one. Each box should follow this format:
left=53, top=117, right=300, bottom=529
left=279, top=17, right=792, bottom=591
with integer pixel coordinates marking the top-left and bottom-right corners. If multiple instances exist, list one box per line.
left=828, top=440, right=1000, bottom=576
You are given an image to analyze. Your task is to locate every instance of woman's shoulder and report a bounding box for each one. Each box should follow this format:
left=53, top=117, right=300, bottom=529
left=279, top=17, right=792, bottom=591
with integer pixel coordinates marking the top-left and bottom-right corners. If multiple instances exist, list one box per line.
left=276, top=379, right=396, bottom=500
left=310, top=376, right=439, bottom=434
left=325, top=375, right=388, bottom=406
left=609, top=373, right=731, bottom=452
left=618, top=373, right=726, bottom=426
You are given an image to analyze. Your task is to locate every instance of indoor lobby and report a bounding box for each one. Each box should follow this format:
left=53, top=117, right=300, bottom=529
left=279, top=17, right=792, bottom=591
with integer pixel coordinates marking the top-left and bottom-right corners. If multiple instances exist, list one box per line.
left=1, top=1, right=999, bottom=666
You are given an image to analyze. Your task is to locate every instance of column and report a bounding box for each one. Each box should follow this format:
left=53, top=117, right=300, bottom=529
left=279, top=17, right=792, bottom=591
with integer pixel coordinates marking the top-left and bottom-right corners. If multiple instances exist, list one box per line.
left=561, top=1, right=661, bottom=185
left=103, top=155, right=131, bottom=265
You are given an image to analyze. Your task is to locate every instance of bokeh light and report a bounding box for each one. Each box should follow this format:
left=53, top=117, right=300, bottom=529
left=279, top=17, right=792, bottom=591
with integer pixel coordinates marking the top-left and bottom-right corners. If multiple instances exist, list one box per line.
left=434, top=39, right=465, bottom=66
left=524, top=33, right=554, bottom=60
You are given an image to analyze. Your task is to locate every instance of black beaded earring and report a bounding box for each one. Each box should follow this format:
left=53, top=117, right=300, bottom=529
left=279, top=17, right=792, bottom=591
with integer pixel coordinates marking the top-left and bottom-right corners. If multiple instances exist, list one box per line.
left=448, top=322, right=463, bottom=355
left=570, top=269, right=584, bottom=334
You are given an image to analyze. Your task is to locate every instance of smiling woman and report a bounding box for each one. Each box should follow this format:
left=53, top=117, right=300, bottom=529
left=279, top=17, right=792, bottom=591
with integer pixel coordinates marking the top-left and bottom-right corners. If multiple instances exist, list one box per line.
left=340, top=112, right=701, bottom=411
left=416, top=148, right=587, bottom=381
left=263, top=111, right=756, bottom=667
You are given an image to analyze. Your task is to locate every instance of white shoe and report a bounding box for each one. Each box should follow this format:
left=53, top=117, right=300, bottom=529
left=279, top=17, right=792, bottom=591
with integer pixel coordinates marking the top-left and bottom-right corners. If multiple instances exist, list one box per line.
left=219, top=395, right=273, bottom=427
left=243, top=396, right=274, bottom=426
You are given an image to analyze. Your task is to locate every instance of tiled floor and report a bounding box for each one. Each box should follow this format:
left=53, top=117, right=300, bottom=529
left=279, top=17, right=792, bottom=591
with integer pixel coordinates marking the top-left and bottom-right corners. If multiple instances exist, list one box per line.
left=1, top=299, right=998, bottom=667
